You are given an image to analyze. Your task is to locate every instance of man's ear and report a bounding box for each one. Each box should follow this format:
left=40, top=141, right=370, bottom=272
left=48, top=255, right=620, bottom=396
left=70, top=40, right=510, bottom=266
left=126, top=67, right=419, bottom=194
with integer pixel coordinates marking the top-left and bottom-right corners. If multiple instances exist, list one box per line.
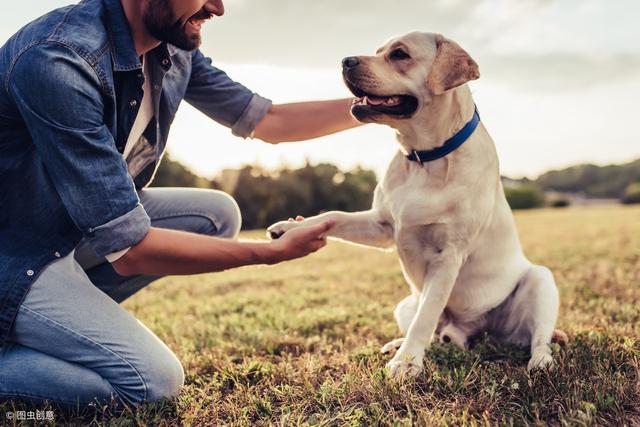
left=426, top=34, right=480, bottom=95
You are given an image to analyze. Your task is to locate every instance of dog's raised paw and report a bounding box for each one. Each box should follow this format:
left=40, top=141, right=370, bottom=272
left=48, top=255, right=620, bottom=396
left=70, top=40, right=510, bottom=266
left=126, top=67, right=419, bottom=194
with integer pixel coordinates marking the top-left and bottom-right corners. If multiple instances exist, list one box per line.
left=381, top=338, right=404, bottom=354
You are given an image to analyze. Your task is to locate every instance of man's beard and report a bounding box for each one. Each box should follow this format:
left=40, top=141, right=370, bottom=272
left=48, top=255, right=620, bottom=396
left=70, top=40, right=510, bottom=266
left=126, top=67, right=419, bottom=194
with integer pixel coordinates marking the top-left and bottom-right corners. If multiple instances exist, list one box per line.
left=142, top=0, right=202, bottom=51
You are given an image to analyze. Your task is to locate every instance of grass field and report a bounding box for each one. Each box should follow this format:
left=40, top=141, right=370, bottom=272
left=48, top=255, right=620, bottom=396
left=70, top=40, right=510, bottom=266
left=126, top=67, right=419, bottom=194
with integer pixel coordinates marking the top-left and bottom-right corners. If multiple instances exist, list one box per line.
left=2, top=205, right=639, bottom=426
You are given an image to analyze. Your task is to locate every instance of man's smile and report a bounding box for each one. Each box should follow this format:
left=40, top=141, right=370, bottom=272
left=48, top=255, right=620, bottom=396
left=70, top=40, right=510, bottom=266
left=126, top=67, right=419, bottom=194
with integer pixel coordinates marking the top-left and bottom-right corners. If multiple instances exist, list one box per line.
left=186, top=8, right=214, bottom=32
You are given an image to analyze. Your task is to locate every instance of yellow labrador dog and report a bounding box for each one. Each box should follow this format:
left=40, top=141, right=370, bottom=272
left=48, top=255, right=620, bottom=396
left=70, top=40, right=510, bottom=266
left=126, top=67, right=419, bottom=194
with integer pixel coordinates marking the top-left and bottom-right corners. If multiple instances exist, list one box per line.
left=268, top=32, right=564, bottom=377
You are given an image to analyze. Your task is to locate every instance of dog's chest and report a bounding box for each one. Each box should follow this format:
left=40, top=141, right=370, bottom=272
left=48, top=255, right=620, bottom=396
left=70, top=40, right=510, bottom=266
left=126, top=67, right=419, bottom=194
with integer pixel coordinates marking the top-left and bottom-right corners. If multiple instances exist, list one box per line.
left=394, top=223, right=450, bottom=291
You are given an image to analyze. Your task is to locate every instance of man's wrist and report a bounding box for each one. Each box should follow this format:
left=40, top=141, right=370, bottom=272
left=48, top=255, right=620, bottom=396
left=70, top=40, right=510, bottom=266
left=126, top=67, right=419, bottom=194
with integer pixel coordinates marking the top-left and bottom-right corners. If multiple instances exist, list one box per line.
left=243, top=240, right=283, bottom=265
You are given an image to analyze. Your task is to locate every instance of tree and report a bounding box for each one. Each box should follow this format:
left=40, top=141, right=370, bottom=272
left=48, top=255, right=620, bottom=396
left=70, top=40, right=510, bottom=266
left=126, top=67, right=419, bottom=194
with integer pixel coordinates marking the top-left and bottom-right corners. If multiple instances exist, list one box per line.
left=622, top=182, right=640, bottom=204
left=504, top=185, right=545, bottom=210
left=226, top=163, right=377, bottom=229
left=150, top=155, right=212, bottom=189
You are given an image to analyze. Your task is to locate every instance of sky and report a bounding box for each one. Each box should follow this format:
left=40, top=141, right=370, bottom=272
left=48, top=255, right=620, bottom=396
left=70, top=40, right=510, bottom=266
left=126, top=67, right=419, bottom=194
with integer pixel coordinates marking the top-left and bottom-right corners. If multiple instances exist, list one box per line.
left=2, top=0, right=639, bottom=179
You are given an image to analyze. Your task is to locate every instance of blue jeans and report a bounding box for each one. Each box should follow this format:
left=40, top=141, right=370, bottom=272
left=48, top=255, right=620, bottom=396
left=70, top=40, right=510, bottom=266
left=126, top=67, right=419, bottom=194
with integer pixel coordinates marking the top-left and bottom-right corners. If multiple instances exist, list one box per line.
left=0, top=188, right=241, bottom=407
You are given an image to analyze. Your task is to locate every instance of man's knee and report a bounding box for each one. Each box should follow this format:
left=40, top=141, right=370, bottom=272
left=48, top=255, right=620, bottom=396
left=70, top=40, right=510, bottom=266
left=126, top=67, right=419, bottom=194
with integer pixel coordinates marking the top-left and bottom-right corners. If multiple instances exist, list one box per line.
left=107, top=338, right=185, bottom=405
left=142, top=350, right=185, bottom=403
left=202, top=190, right=242, bottom=239
left=143, top=188, right=242, bottom=239
left=119, top=347, right=184, bottom=404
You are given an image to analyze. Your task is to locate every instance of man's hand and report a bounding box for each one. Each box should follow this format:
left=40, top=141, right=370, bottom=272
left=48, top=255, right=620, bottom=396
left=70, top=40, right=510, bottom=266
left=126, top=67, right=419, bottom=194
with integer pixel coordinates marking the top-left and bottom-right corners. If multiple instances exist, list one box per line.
left=267, top=220, right=334, bottom=263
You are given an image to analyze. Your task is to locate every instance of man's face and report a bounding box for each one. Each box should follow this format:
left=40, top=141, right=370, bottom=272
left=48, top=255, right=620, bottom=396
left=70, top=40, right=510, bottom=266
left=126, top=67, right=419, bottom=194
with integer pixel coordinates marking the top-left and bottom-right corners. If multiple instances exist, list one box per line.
left=143, top=0, right=224, bottom=51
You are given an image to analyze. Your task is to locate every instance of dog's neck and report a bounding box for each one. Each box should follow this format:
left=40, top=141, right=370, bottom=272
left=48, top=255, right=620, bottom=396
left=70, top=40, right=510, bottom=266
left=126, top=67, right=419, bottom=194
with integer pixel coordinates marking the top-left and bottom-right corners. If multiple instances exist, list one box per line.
left=393, top=85, right=476, bottom=154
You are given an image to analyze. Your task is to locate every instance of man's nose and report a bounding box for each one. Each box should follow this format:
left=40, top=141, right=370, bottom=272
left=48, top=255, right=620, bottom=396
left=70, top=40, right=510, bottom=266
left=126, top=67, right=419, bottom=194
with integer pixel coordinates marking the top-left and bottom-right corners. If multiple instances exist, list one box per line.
left=206, top=0, right=225, bottom=16
left=342, top=57, right=360, bottom=69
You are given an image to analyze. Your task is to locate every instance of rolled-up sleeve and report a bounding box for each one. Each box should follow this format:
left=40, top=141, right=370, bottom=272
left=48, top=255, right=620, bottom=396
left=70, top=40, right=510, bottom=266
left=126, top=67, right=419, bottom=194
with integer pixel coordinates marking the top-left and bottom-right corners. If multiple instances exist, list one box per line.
left=184, top=49, right=272, bottom=138
left=9, top=43, right=150, bottom=257
left=87, top=205, right=149, bottom=256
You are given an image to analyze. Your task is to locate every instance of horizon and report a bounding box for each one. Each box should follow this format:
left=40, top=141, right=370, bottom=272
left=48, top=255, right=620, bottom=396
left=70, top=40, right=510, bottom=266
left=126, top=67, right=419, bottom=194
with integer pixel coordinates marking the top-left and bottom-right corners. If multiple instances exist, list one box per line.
left=3, top=0, right=639, bottom=179
left=172, top=149, right=640, bottom=183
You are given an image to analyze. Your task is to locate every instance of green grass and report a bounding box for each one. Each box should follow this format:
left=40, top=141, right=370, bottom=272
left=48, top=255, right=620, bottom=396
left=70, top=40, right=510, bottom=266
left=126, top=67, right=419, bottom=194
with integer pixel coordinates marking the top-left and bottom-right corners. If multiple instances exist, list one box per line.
left=2, top=206, right=639, bottom=425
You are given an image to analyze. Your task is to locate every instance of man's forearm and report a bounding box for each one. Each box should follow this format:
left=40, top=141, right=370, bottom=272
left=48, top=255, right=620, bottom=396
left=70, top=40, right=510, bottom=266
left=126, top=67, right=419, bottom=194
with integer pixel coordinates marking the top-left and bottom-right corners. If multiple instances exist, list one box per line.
left=253, top=98, right=361, bottom=143
left=112, top=227, right=279, bottom=277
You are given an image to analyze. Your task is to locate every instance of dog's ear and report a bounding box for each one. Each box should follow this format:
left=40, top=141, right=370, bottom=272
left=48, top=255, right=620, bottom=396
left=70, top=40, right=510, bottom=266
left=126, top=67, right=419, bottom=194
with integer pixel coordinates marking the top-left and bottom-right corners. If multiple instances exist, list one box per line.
left=426, top=35, right=480, bottom=95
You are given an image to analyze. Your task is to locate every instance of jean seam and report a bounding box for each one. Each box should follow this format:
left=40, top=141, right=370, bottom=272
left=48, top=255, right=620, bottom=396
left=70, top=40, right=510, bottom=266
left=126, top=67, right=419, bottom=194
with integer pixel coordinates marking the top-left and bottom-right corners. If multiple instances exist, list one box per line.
left=18, top=305, right=148, bottom=402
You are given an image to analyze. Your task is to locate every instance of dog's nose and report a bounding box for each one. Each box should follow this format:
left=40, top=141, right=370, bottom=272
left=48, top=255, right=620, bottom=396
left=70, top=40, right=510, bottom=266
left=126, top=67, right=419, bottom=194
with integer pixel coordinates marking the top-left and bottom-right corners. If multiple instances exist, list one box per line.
left=342, top=56, right=360, bottom=69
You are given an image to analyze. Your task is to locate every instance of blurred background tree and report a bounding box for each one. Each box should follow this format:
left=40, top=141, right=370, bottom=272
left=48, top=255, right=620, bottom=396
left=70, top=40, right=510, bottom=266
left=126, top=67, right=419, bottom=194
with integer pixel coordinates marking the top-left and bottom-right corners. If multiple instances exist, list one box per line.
left=151, top=154, right=213, bottom=189
left=151, top=158, right=377, bottom=229
left=622, top=182, right=640, bottom=204
left=503, top=185, right=546, bottom=210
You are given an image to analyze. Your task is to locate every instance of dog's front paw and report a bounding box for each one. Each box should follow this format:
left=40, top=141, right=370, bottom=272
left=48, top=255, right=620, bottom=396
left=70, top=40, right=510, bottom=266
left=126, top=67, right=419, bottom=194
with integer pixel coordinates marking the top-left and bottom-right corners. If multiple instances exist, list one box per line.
left=527, top=352, right=555, bottom=372
left=266, top=220, right=299, bottom=239
left=386, top=352, right=423, bottom=378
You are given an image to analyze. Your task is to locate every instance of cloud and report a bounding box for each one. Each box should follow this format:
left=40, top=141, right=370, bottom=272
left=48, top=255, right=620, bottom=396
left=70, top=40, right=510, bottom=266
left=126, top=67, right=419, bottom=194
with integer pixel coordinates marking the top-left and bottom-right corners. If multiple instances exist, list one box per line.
left=202, top=0, right=497, bottom=67
left=478, top=52, right=640, bottom=91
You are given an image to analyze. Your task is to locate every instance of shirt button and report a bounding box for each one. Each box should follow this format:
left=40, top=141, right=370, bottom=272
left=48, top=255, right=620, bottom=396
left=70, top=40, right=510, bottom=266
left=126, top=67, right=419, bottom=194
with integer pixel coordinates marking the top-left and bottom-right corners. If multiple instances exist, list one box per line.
left=54, top=251, right=61, bottom=258
left=153, top=84, right=160, bottom=91
left=27, top=270, right=34, bottom=277
left=161, top=58, right=170, bottom=66
left=130, top=99, right=138, bottom=107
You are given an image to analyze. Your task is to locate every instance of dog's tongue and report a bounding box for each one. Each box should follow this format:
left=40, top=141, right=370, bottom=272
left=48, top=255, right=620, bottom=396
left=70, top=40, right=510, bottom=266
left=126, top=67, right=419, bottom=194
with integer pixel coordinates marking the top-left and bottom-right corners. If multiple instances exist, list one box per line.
left=366, top=96, right=387, bottom=106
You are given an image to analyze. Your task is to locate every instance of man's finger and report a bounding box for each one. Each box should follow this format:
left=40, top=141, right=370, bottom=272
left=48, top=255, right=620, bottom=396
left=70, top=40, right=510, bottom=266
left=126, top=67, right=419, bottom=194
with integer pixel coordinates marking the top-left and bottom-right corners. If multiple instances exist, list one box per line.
left=309, top=239, right=327, bottom=252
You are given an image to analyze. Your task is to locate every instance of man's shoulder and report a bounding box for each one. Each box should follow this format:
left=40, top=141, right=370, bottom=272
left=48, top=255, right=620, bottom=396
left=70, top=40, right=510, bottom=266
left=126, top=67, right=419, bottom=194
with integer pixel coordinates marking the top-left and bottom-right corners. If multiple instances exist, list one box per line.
left=4, top=0, right=110, bottom=67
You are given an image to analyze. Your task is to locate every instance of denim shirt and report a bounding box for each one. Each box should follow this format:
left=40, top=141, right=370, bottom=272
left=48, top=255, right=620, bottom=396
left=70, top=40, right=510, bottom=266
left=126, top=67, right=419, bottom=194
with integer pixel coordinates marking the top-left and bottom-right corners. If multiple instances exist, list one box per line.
left=0, top=0, right=272, bottom=348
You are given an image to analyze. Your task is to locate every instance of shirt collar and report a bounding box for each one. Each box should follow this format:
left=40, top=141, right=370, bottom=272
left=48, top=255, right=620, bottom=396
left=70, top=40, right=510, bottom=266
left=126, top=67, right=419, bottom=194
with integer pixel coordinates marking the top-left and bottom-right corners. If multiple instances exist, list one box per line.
left=104, top=0, right=142, bottom=71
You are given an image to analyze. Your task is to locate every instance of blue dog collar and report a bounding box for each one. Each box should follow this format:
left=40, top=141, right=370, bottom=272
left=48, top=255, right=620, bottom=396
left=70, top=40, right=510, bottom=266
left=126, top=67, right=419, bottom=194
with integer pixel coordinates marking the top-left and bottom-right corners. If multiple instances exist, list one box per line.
left=406, top=106, right=480, bottom=165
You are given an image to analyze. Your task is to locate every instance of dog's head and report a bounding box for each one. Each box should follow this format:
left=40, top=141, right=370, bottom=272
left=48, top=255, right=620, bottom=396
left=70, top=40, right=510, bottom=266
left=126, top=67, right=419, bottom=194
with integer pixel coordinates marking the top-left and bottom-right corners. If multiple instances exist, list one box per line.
left=342, top=32, right=479, bottom=124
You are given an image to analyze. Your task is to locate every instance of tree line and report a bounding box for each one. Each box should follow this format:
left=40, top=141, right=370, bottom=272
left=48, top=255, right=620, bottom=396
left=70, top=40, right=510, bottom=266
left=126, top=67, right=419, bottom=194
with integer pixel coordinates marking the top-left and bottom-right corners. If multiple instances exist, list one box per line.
left=151, top=156, right=376, bottom=229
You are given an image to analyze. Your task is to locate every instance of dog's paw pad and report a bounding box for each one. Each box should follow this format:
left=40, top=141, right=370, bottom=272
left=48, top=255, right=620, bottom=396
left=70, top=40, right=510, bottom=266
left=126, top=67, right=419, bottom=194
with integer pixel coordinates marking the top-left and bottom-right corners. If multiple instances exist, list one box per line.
left=268, top=230, right=284, bottom=239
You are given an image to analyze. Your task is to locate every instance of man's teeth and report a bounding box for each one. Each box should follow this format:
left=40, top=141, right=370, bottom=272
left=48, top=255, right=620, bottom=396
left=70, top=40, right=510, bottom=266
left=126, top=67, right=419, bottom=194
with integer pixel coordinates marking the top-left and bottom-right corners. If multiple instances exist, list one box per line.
left=357, top=96, right=401, bottom=106
left=188, top=18, right=206, bottom=28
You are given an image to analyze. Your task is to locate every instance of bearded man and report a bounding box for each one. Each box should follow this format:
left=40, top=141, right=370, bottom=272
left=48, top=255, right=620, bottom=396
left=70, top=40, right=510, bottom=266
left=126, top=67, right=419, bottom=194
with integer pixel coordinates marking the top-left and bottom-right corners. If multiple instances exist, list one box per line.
left=0, top=0, right=356, bottom=407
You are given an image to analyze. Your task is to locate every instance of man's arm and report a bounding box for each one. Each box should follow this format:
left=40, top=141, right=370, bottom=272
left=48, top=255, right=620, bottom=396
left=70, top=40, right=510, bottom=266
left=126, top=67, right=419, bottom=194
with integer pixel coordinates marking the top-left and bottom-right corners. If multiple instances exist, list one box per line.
left=184, top=50, right=361, bottom=142
left=112, top=220, right=334, bottom=276
left=253, top=98, right=361, bottom=144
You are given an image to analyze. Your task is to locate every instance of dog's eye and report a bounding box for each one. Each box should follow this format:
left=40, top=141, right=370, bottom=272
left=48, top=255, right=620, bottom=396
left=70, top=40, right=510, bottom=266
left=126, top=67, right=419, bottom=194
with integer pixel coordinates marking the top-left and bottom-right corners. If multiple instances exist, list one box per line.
left=390, top=48, right=410, bottom=61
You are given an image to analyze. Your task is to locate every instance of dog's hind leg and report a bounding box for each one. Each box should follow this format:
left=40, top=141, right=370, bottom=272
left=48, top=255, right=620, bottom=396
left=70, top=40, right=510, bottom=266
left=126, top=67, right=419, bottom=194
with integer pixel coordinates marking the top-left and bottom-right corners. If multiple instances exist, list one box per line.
left=395, top=294, right=418, bottom=334
left=507, top=265, right=560, bottom=371
left=381, top=295, right=417, bottom=354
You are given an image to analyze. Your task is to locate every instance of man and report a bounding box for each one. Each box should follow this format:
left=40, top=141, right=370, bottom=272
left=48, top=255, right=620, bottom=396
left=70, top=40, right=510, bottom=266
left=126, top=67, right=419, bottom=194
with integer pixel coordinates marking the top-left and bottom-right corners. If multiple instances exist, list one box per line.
left=0, top=0, right=359, bottom=407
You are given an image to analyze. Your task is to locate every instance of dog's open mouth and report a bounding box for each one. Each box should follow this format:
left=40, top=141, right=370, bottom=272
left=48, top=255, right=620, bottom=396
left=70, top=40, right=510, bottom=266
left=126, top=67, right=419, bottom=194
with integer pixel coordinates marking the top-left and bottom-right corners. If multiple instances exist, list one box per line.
left=344, top=79, right=418, bottom=119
